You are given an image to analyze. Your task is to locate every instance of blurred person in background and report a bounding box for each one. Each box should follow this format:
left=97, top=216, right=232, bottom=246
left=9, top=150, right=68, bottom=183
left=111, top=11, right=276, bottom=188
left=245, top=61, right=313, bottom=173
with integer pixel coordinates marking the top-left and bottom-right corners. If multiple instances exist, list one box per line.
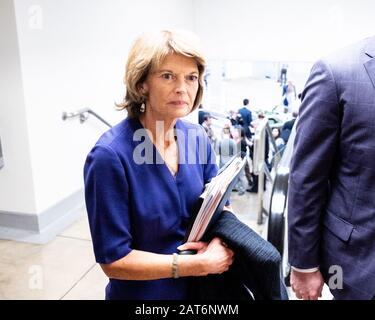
left=280, top=110, right=298, bottom=144
left=202, top=113, right=217, bottom=149
left=282, top=81, right=297, bottom=113
left=216, top=125, right=236, bottom=169
left=238, top=98, right=253, bottom=139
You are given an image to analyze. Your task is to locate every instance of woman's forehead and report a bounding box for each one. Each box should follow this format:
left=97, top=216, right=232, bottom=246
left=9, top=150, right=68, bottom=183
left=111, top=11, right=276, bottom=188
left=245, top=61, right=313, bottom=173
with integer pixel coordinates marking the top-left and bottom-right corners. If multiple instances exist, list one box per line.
left=153, top=53, right=198, bottom=72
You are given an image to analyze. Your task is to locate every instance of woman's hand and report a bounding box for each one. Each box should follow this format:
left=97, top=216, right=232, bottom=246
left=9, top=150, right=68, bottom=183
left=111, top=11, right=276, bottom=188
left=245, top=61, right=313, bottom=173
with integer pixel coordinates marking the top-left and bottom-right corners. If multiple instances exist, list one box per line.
left=178, top=237, right=234, bottom=276
left=177, top=240, right=208, bottom=254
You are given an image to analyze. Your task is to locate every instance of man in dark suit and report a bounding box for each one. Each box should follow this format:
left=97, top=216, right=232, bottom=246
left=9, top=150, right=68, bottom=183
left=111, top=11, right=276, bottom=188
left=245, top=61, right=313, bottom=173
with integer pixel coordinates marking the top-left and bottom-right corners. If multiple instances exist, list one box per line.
left=288, top=36, right=375, bottom=300
left=238, top=98, right=252, bottom=139
left=280, top=110, right=298, bottom=144
left=198, top=104, right=208, bottom=125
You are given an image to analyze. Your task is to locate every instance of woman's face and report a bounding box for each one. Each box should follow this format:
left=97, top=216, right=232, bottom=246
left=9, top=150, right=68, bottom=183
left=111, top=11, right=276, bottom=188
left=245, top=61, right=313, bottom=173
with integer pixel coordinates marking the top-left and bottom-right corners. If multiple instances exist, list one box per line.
left=142, top=53, right=199, bottom=121
left=272, top=128, right=280, bottom=138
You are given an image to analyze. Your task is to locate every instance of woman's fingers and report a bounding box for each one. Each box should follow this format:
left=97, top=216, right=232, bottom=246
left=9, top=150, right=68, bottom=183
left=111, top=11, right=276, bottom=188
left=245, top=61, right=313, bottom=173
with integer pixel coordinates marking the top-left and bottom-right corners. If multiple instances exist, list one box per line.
left=211, top=237, right=233, bottom=252
left=177, top=241, right=206, bottom=251
left=181, top=238, right=235, bottom=275
left=209, top=237, right=223, bottom=246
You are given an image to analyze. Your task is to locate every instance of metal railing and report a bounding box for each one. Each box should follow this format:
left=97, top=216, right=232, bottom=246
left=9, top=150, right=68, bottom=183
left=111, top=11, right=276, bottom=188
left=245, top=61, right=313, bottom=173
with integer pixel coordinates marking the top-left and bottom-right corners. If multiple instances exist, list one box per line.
left=266, top=119, right=298, bottom=284
left=62, top=108, right=112, bottom=128
left=267, top=118, right=297, bottom=249
left=252, top=118, right=282, bottom=224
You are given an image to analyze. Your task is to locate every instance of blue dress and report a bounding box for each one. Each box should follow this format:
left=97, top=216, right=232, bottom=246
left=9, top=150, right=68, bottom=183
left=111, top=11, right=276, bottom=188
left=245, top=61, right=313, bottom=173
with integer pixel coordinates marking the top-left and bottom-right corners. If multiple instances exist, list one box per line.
left=84, top=117, right=218, bottom=299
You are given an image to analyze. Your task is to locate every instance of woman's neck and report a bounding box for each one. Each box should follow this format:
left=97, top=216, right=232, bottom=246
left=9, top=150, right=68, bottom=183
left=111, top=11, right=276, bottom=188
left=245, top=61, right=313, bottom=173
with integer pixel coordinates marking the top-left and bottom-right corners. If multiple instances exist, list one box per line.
left=139, top=113, right=177, bottom=148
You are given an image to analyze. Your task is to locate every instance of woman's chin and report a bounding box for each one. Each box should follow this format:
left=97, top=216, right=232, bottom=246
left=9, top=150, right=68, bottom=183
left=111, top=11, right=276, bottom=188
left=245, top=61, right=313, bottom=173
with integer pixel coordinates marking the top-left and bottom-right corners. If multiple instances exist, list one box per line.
left=166, top=108, right=191, bottom=119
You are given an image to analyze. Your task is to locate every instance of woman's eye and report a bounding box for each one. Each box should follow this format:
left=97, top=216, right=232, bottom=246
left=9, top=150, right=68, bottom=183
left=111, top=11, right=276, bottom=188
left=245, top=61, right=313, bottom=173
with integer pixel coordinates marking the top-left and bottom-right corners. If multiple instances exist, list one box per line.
left=187, top=75, right=198, bottom=82
left=161, top=73, right=173, bottom=80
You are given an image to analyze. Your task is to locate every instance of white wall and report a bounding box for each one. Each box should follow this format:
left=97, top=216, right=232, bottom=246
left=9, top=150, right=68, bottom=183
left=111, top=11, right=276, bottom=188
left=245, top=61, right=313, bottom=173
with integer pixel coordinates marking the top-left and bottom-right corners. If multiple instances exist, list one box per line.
left=193, top=0, right=375, bottom=111
left=194, top=0, right=375, bottom=61
left=0, top=0, right=37, bottom=214
left=2, top=0, right=375, bottom=234
left=10, top=0, right=195, bottom=214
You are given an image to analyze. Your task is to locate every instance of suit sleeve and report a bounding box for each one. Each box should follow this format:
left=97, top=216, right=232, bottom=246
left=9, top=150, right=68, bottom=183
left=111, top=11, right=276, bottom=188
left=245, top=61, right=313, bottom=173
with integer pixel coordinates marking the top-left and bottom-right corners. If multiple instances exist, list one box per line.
left=84, top=144, right=133, bottom=264
left=288, top=59, right=340, bottom=269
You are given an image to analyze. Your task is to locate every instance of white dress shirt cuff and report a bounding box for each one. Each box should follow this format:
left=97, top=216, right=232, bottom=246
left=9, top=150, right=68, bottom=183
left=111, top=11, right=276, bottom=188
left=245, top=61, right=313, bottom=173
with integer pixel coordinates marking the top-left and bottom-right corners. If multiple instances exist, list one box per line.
left=291, top=266, right=319, bottom=273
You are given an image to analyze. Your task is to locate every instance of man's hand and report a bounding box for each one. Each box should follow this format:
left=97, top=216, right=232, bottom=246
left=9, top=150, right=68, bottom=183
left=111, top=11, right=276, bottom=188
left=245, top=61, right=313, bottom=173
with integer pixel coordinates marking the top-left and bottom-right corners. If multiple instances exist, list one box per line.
left=291, top=269, right=324, bottom=300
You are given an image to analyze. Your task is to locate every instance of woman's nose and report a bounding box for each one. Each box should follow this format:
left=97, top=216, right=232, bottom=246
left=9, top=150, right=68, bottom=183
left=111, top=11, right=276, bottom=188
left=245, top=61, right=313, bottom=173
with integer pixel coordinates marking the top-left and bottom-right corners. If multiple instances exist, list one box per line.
left=174, top=76, right=187, bottom=94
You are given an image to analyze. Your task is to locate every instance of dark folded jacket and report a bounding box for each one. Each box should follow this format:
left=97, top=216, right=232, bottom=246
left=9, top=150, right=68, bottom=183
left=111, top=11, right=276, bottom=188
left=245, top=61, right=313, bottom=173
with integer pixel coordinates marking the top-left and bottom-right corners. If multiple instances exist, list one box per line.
left=192, top=211, right=288, bottom=300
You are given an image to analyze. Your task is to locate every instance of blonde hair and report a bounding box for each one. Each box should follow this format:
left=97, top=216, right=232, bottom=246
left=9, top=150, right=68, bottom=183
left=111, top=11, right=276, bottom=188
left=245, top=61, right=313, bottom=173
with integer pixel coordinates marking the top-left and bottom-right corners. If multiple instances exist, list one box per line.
left=117, top=30, right=206, bottom=118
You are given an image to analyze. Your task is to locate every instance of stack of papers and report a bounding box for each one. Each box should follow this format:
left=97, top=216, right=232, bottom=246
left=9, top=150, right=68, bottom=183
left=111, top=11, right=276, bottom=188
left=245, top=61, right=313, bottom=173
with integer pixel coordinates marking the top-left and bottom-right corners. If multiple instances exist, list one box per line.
left=186, top=156, right=246, bottom=242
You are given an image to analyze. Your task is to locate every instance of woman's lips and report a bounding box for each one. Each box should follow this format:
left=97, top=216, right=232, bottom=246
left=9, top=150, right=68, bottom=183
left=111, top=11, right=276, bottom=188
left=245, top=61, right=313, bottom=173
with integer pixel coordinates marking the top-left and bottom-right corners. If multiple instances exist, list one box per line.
left=168, top=100, right=188, bottom=106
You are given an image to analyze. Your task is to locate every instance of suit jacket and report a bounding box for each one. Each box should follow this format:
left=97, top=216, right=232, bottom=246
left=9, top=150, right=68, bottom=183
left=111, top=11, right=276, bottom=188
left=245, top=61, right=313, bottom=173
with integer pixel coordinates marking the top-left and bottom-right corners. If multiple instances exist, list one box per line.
left=288, top=36, right=375, bottom=299
left=198, top=110, right=208, bottom=125
left=238, top=107, right=252, bottom=138
left=281, top=118, right=296, bottom=143
left=193, top=212, right=288, bottom=300
left=238, top=107, right=252, bottom=127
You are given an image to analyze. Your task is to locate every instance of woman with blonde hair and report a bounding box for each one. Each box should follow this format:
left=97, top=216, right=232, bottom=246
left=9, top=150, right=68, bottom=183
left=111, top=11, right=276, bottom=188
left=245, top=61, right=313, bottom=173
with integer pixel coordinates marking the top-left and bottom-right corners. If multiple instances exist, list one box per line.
left=84, top=30, right=234, bottom=300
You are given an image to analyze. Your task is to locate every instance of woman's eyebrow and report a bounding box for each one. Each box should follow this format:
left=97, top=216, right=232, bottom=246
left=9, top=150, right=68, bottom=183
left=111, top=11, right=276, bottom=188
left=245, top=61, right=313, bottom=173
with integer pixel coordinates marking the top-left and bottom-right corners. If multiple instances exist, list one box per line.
left=157, top=69, right=174, bottom=73
left=156, top=69, right=199, bottom=74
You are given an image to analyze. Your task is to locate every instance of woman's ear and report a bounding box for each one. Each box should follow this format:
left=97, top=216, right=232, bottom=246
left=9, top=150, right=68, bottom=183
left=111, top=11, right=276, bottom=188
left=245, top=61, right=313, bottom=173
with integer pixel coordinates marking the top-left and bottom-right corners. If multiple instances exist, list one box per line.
left=139, top=82, right=148, bottom=95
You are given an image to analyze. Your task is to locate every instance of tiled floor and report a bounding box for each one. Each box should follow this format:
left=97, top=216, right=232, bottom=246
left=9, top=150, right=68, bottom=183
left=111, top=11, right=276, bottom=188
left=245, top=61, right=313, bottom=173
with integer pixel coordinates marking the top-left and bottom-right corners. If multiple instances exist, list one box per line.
left=0, top=208, right=105, bottom=300
left=0, top=188, right=332, bottom=300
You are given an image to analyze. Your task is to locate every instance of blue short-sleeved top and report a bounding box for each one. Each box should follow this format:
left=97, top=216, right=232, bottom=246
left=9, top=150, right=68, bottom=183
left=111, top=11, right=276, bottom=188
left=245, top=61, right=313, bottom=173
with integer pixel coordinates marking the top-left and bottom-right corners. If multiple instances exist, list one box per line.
left=84, top=117, right=218, bottom=300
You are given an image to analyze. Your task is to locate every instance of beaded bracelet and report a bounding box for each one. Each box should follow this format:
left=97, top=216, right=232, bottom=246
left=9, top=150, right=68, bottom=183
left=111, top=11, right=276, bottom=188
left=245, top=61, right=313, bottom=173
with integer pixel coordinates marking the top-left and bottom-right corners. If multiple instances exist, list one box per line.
left=172, top=253, right=179, bottom=278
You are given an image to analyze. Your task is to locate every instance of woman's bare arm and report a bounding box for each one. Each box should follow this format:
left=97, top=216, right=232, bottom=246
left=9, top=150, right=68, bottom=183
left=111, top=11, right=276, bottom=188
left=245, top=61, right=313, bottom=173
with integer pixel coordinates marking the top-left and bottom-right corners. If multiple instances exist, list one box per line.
left=100, top=238, right=233, bottom=280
